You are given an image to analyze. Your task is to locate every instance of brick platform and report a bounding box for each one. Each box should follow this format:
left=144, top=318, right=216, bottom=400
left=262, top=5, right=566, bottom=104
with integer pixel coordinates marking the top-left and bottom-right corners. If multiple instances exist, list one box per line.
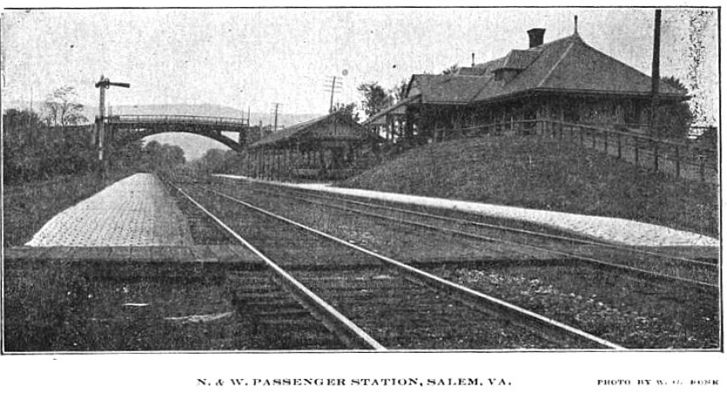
left=25, top=173, right=193, bottom=247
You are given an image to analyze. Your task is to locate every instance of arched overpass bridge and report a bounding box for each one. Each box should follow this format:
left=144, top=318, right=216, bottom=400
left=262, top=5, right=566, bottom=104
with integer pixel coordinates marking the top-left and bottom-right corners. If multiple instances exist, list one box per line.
left=105, top=114, right=249, bottom=152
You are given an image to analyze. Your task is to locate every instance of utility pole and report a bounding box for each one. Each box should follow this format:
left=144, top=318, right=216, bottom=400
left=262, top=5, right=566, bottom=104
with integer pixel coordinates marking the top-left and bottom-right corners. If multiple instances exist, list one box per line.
left=650, top=9, right=661, bottom=138
left=240, top=89, right=245, bottom=122
left=329, top=76, right=337, bottom=113
left=94, top=75, right=130, bottom=179
left=28, top=87, right=33, bottom=130
left=272, top=102, right=282, bottom=131
left=324, top=76, right=342, bottom=114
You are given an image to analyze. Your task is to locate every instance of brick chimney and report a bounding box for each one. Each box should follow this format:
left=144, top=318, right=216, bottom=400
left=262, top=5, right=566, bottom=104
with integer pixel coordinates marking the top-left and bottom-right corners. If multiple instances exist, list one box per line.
left=527, top=28, right=545, bottom=48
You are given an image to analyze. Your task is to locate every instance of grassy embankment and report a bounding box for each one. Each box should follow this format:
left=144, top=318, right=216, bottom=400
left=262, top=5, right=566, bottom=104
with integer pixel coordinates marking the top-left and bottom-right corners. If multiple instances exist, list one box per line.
left=341, top=136, right=719, bottom=238
left=3, top=170, right=133, bottom=351
left=3, top=261, right=240, bottom=352
left=3, top=171, right=135, bottom=247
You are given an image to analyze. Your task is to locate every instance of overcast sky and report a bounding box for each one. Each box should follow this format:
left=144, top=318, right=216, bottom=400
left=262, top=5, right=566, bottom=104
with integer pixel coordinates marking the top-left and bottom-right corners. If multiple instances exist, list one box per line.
left=1, top=7, right=719, bottom=123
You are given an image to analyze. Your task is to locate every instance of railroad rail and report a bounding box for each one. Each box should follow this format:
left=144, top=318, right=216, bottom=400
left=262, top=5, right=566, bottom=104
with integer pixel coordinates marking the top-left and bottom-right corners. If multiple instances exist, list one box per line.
left=229, top=179, right=718, bottom=291
left=164, top=176, right=623, bottom=349
left=268, top=183, right=717, bottom=266
left=171, top=182, right=385, bottom=350
left=226, top=268, right=352, bottom=350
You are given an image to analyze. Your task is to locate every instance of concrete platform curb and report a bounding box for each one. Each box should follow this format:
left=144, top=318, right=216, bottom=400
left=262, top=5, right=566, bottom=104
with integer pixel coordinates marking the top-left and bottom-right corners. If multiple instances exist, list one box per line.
left=215, top=174, right=719, bottom=248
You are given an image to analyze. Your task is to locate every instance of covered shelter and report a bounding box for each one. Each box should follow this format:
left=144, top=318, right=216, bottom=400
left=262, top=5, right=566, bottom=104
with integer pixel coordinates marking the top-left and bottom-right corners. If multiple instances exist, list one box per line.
left=246, top=112, right=380, bottom=179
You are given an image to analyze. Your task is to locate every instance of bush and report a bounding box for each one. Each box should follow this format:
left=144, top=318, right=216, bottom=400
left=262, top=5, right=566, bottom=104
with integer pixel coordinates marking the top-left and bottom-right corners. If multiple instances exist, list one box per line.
left=3, top=109, right=96, bottom=184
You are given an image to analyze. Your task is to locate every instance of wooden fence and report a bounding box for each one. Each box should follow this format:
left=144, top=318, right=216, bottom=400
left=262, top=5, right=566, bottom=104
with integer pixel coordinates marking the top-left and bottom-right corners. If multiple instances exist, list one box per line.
left=436, top=119, right=719, bottom=184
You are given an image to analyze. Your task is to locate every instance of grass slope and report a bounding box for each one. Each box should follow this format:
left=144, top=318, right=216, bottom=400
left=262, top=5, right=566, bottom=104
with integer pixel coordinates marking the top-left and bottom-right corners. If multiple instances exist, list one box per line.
left=3, top=171, right=133, bottom=247
left=341, top=136, right=719, bottom=238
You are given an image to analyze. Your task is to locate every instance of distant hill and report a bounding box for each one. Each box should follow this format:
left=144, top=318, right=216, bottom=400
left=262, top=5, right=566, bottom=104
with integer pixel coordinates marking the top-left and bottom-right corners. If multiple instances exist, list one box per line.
left=2, top=101, right=322, bottom=160
left=341, top=136, right=718, bottom=238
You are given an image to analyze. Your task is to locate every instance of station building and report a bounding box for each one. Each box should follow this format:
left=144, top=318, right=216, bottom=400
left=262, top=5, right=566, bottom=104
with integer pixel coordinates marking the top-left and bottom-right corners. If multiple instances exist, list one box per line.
left=366, top=25, right=688, bottom=142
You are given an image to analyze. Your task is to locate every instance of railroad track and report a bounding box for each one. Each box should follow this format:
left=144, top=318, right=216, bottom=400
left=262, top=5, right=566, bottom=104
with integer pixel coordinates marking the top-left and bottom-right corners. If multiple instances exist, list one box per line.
left=163, top=176, right=623, bottom=350
left=171, top=182, right=383, bottom=350
left=185, top=175, right=719, bottom=349
left=226, top=269, right=351, bottom=350
left=218, top=178, right=718, bottom=291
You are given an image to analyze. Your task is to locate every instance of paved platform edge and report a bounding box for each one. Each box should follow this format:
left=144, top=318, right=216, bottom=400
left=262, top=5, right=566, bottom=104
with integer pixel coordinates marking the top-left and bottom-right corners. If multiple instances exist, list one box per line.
left=214, top=174, right=720, bottom=250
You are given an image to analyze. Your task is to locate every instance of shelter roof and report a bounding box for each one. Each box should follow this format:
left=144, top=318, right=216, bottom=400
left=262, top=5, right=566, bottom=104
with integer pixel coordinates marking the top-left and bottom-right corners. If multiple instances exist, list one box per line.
left=250, top=113, right=375, bottom=148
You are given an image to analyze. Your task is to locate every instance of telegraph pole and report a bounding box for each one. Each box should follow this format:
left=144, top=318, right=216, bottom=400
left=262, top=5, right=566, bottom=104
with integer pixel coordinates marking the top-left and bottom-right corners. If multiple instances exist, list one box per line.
left=28, top=87, right=34, bottom=131
left=329, top=76, right=337, bottom=113
left=324, top=75, right=343, bottom=113
left=650, top=9, right=661, bottom=137
left=238, top=90, right=246, bottom=145
left=240, top=89, right=246, bottom=123
left=272, top=102, right=282, bottom=131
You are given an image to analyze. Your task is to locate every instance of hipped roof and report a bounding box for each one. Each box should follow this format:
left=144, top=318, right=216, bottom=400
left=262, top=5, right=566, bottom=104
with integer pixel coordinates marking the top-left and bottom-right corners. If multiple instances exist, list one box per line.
left=407, top=33, right=687, bottom=106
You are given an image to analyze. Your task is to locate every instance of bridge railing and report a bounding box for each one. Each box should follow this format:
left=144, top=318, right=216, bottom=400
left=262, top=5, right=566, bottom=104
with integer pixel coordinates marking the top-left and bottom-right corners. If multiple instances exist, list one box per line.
left=108, top=114, right=249, bottom=127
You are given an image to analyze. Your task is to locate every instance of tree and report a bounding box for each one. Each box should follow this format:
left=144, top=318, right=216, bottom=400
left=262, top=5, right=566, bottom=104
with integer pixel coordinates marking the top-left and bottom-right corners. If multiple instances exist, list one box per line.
left=332, top=102, right=359, bottom=123
left=390, top=78, right=410, bottom=102
left=194, top=148, right=233, bottom=173
left=160, top=143, right=186, bottom=167
left=3, top=107, right=95, bottom=183
left=44, top=86, right=88, bottom=127
left=141, top=141, right=185, bottom=171
left=143, top=140, right=162, bottom=157
left=442, top=64, right=460, bottom=75
left=655, top=76, right=693, bottom=140
left=109, top=139, right=145, bottom=171
left=695, top=126, right=718, bottom=151
left=357, top=82, right=390, bottom=119
left=3, top=109, right=44, bottom=182
left=2, top=108, right=43, bottom=132
left=685, top=10, right=714, bottom=126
